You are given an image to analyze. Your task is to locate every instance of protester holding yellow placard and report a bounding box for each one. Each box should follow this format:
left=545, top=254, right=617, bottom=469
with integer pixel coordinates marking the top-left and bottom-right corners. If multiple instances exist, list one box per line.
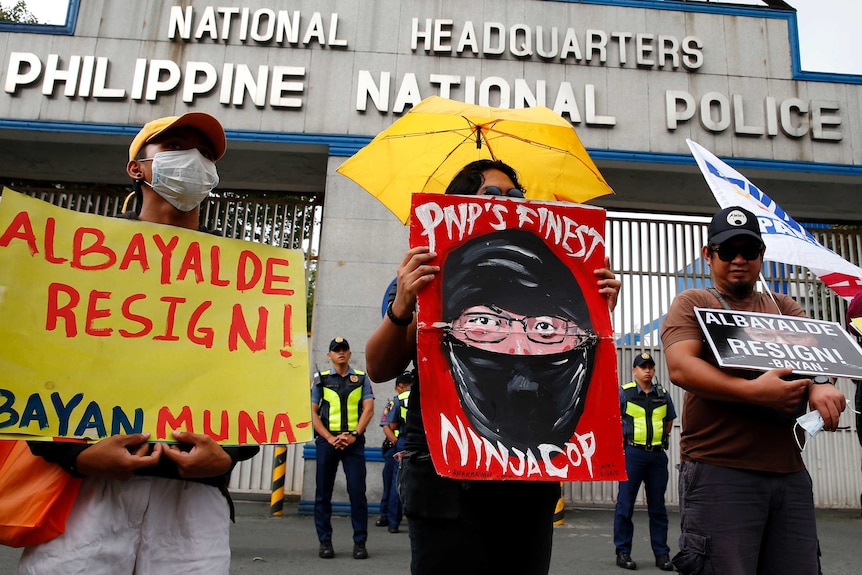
left=17, top=113, right=259, bottom=575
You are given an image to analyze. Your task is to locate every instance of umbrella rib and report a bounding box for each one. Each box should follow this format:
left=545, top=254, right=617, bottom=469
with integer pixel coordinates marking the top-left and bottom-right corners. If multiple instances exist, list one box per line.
left=421, top=128, right=485, bottom=190
left=381, top=128, right=474, bottom=140
left=484, top=126, right=609, bottom=183
left=382, top=116, right=485, bottom=141
left=466, top=118, right=502, bottom=158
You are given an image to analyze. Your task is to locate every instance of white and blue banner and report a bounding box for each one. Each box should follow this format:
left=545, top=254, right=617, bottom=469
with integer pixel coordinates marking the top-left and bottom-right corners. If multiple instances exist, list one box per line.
left=687, top=140, right=862, bottom=300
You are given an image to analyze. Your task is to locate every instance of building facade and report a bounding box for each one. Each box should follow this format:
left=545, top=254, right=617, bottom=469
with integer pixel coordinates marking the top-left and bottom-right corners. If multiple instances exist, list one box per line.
left=1, top=0, right=860, bottom=508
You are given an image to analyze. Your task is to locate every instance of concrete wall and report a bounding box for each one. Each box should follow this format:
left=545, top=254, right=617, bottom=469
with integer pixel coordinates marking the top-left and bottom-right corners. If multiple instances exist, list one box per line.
left=3, top=0, right=862, bottom=506
left=2, top=1, right=860, bottom=163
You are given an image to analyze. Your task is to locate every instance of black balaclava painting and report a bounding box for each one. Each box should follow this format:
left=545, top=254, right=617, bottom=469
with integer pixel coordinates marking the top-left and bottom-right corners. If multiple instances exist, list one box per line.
left=441, top=229, right=597, bottom=450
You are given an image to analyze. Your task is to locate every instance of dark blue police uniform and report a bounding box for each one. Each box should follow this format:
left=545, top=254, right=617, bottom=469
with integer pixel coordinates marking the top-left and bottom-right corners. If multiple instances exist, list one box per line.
left=384, top=385, right=411, bottom=530
left=377, top=396, right=397, bottom=526
left=614, top=354, right=676, bottom=570
left=312, top=366, right=373, bottom=545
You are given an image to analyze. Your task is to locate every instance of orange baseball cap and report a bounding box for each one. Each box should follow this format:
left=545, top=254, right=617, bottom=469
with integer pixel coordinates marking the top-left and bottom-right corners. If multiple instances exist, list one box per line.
left=128, top=112, right=226, bottom=161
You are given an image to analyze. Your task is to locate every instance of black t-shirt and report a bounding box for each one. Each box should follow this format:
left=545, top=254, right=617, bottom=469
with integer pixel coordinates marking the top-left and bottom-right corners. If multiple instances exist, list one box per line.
left=402, top=369, right=429, bottom=452
left=386, top=287, right=428, bottom=453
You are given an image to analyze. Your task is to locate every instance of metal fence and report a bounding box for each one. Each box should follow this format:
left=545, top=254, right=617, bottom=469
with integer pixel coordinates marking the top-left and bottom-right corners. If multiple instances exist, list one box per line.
left=569, top=213, right=862, bottom=508
left=5, top=186, right=860, bottom=506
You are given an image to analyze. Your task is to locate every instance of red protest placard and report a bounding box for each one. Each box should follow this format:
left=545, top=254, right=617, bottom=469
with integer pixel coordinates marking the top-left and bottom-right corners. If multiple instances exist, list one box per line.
left=410, top=193, right=624, bottom=481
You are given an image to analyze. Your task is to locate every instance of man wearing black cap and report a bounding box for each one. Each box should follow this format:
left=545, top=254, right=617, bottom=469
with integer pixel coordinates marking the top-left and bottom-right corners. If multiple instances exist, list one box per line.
left=613, top=352, right=676, bottom=571
left=311, top=337, right=374, bottom=560
left=661, top=206, right=846, bottom=575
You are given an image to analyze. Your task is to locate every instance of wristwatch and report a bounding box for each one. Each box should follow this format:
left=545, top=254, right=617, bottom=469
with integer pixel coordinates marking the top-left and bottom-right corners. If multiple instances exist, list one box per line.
left=350, top=430, right=362, bottom=437
left=811, top=375, right=832, bottom=385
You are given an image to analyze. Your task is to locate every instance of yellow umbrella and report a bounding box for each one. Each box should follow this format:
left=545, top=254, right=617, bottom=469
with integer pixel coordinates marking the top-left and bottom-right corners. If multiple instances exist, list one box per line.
left=337, top=96, right=613, bottom=224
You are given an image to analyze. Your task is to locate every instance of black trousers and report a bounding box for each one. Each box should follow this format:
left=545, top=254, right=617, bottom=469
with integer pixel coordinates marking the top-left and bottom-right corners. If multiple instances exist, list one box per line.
left=398, top=455, right=559, bottom=575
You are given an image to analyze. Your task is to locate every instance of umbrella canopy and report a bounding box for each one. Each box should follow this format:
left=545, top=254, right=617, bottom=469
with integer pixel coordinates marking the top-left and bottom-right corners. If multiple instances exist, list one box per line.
left=337, top=96, right=613, bottom=224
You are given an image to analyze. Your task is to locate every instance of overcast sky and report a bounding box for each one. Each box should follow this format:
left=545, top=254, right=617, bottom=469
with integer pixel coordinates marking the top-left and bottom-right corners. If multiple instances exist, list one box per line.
left=733, top=0, right=861, bottom=75
left=15, top=0, right=862, bottom=75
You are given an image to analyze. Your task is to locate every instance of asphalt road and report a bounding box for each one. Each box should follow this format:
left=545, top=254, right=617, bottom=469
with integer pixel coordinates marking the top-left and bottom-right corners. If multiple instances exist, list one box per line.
left=2, top=500, right=860, bottom=573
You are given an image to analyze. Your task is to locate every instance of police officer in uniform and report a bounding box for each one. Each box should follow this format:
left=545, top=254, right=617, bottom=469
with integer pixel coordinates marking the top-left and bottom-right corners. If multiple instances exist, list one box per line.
left=311, top=337, right=375, bottom=560
left=376, top=371, right=413, bottom=530
left=376, top=394, right=397, bottom=529
left=383, top=371, right=413, bottom=533
left=614, top=352, right=676, bottom=571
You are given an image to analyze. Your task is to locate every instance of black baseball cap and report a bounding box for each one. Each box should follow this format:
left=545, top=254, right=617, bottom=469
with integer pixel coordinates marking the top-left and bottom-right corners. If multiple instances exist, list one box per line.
left=633, top=352, right=655, bottom=368
left=396, top=371, right=415, bottom=385
left=329, top=337, right=349, bottom=351
left=708, top=206, right=763, bottom=245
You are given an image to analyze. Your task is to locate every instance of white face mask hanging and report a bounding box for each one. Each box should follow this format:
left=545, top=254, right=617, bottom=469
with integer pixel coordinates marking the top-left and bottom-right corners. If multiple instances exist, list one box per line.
left=794, top=400, right=860, bottom=451
left=144, top=149, right=219, bottom=212
left=794, top=411, right=825, bottom=451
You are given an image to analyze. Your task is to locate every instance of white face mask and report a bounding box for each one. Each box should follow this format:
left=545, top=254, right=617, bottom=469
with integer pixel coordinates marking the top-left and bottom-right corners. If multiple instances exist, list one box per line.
left=144, top=149, right=219, bottom=212
left=794, top=410, right=824, bottom=451
left=794, top=400, right=860, bottom=451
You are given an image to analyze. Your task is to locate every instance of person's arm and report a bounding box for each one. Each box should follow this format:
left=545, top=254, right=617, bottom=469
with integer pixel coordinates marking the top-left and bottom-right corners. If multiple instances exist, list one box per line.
left=807, top=381, right=846, bottom=432
left=664, top=394, right=676, bottom=438
left=28, top=441, right=90, bottom=477
left=380, top=398, right=398, bottom=443
left=594, top=256, right=621, bottom=312
left=366, top=246, right=439, bottom=382
left=664, top=338, right=808, bottom=414
left=339, top=397, right=375, bottom=449
left=33, top=432, right=253, bottom=480
left=71, top=433, right=164, bottom=480
left=30, top=435, right=161, bottom=480
left=382, top=424, right=398, bottom=444
left=661, top=420, right=674, bottom=450
left=311, top=400, right=343, bottom=449
left=355, top=397, right=375, bottom=436
left=161, top=431, right=233, bottom=478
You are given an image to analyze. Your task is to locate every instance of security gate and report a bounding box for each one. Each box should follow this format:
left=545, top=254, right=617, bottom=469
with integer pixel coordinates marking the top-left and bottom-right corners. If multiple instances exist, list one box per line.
left=568, top=213, right=862, bottom=508
left=5, top=185, right=860, bottom=507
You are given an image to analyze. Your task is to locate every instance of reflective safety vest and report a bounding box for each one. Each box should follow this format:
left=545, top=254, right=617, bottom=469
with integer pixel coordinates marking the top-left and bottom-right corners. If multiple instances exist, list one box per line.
left=397, top=388, right=411, bottom=422
left=621, top=381, right=669, bottom=448
left=317, top=369, right=366, bottom=433
left=393, top=388, right=412, bottom=437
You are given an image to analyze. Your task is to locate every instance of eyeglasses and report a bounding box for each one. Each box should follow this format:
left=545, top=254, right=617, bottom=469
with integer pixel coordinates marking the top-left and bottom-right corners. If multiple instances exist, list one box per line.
left=447, top=311, right=596, bottom=346
left=709, top=242, right=763, bottom=262
left=482, top=186, right=524, bottom=198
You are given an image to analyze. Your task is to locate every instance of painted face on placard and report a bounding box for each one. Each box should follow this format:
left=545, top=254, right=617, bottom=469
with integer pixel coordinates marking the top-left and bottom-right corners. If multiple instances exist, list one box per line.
left=744, top=326, right=818, bottom=347
left=440, top=229, right=597, bottom=450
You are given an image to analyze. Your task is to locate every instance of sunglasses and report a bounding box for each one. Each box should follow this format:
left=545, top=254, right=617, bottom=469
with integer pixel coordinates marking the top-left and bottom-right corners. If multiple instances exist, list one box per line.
left=482, top=186, right=524, bottom=198
left=709, top=242, right=763, bottom=262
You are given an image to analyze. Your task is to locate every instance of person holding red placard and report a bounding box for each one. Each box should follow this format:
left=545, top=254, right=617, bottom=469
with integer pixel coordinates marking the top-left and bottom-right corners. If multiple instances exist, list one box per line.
left=366, top=160, right=620, bottom=575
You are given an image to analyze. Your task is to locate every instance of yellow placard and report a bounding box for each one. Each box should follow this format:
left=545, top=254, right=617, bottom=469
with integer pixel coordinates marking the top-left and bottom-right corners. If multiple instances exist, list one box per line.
left=851, top=317, right=862, bottom=338
left=0, top=189, right=311, bottom=445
